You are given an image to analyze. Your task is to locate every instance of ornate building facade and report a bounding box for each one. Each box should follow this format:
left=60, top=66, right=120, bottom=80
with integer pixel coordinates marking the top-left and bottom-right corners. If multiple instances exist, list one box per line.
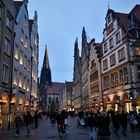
left=72, top=38, right=82, bottom=110
left=101, top=5, right=140, bottom=112
left=81, top=27, right=90, bottom=110
left=0, top=0, right=15, bottom=129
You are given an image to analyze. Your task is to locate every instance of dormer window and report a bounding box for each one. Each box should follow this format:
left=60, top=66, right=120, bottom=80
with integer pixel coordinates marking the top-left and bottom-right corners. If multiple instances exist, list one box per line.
left=107, top=14, right=111, bottom=24
left=109, top=37, right=114, bottom=49
left=103, top=42, right=108, bottom=53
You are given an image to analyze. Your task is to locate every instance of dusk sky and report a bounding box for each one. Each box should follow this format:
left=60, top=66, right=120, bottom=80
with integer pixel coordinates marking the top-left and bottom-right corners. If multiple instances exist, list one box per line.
left=28, top=0, right=139, bottom=83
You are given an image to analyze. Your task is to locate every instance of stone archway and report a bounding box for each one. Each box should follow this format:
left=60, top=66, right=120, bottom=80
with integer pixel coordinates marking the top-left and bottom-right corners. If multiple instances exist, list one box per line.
left=122, top=93, right=132, bottom=112
left=18, top=98, right=24, bottom=114
left=136, top=95, right=140, bottom=112
left=112, top=95, right=120, bottom=111
left=0, top=93, right=9, bottom=129
left=104, top=96, right=111, bottom=111
left=10, top=95, right=16, bottom=127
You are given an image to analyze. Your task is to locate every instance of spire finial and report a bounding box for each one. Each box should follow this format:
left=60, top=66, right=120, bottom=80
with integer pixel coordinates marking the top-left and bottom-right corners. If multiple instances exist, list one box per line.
left=108, top=2, right=110, bottom=9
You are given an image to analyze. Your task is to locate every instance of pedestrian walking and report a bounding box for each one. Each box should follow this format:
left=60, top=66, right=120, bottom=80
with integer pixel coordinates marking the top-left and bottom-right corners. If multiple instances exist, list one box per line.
left=34, top=111, right=38, bottom=129
left=97, top=110, right=110, bottom=140
left=119, top=110, right=128, bottom=136
left=14, top=113, right=22, bottom=136
left=87, top=112, right=97, bottom=140
left=24, top=110, right=33, bottom=135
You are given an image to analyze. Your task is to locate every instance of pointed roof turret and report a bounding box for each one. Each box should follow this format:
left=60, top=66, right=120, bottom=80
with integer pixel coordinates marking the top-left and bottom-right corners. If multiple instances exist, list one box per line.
left=43, top=45, right=50, bottom=69
left=74, top=37, right=79, bottom=57
left=40, top=44, right=52, bottom=89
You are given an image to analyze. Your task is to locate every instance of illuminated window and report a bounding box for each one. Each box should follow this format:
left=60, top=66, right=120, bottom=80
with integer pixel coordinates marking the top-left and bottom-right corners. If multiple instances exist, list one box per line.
left=13, top=69, right=18, bottom=86
left=19, top=51, right=23, bottom=65
left=15, top=45, right=19, bottom=60
left=24, top=36, right=28, bottom=48
left=27, top=79, right=29, bottom=92
left=23, top=76, right=26, bottom=90
left=135, top=47, right=140, bottom=56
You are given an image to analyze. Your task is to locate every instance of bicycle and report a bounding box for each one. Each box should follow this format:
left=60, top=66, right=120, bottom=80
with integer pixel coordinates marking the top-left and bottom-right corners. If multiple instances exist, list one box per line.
left=58, top=123, right=67, bottom=137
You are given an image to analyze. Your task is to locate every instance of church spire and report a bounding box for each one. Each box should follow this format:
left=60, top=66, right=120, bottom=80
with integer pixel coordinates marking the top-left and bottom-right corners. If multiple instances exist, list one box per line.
left=40, top=44, right=52, bottom=88
left=43, top=44, right=49, bottom=69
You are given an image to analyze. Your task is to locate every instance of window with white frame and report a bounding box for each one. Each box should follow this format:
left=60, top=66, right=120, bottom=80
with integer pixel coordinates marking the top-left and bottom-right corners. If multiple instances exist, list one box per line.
left=118, top=48, right=125, bottom=62
left=109, top=37, right=114, bottom=49
left=116, top=31, right=121, bottom=44
left=103, top=42, right=108, bottom=53
left=103, top=59, right=108, bottom=70
left=111, top=74, right=115, bottom=87
left=4, top=37, right=10, bottom=55
left=110, top=53, right=116, bottom=66
left=3, top=64, right=9, bottom=83
left=6, top=14, right=12, bottom=29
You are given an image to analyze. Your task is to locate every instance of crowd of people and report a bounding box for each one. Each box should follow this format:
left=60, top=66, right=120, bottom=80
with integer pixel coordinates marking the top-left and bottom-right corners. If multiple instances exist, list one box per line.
left=14, top=110, right=39, bottom=136
left=14, top=109, right=140, bottom=139
left=77, top=109, right=140, bottom=140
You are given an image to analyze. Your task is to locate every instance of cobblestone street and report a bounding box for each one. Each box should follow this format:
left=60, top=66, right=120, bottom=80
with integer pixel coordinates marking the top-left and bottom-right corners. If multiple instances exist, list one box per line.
left=0, top=117, right=140, bottom=140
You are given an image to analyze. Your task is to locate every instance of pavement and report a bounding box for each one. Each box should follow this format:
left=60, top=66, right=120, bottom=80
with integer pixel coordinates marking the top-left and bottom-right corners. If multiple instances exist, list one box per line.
left=0, top=117, right=140, bottom=140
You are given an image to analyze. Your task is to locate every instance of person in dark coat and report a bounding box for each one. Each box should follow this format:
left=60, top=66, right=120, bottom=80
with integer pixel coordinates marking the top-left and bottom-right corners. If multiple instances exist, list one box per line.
left=119, top=110, right=128, bottom=136
left=24, top=111, right=33, bottom=135
left=14, top=113, right=22, bottom=136
left=87, top=112, right=97, bottom=140
left=111, top=111, right=120, bottom=136
left=97, top=110, right=110, bottom=140
left=33, top=111, right=38, bottom=129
